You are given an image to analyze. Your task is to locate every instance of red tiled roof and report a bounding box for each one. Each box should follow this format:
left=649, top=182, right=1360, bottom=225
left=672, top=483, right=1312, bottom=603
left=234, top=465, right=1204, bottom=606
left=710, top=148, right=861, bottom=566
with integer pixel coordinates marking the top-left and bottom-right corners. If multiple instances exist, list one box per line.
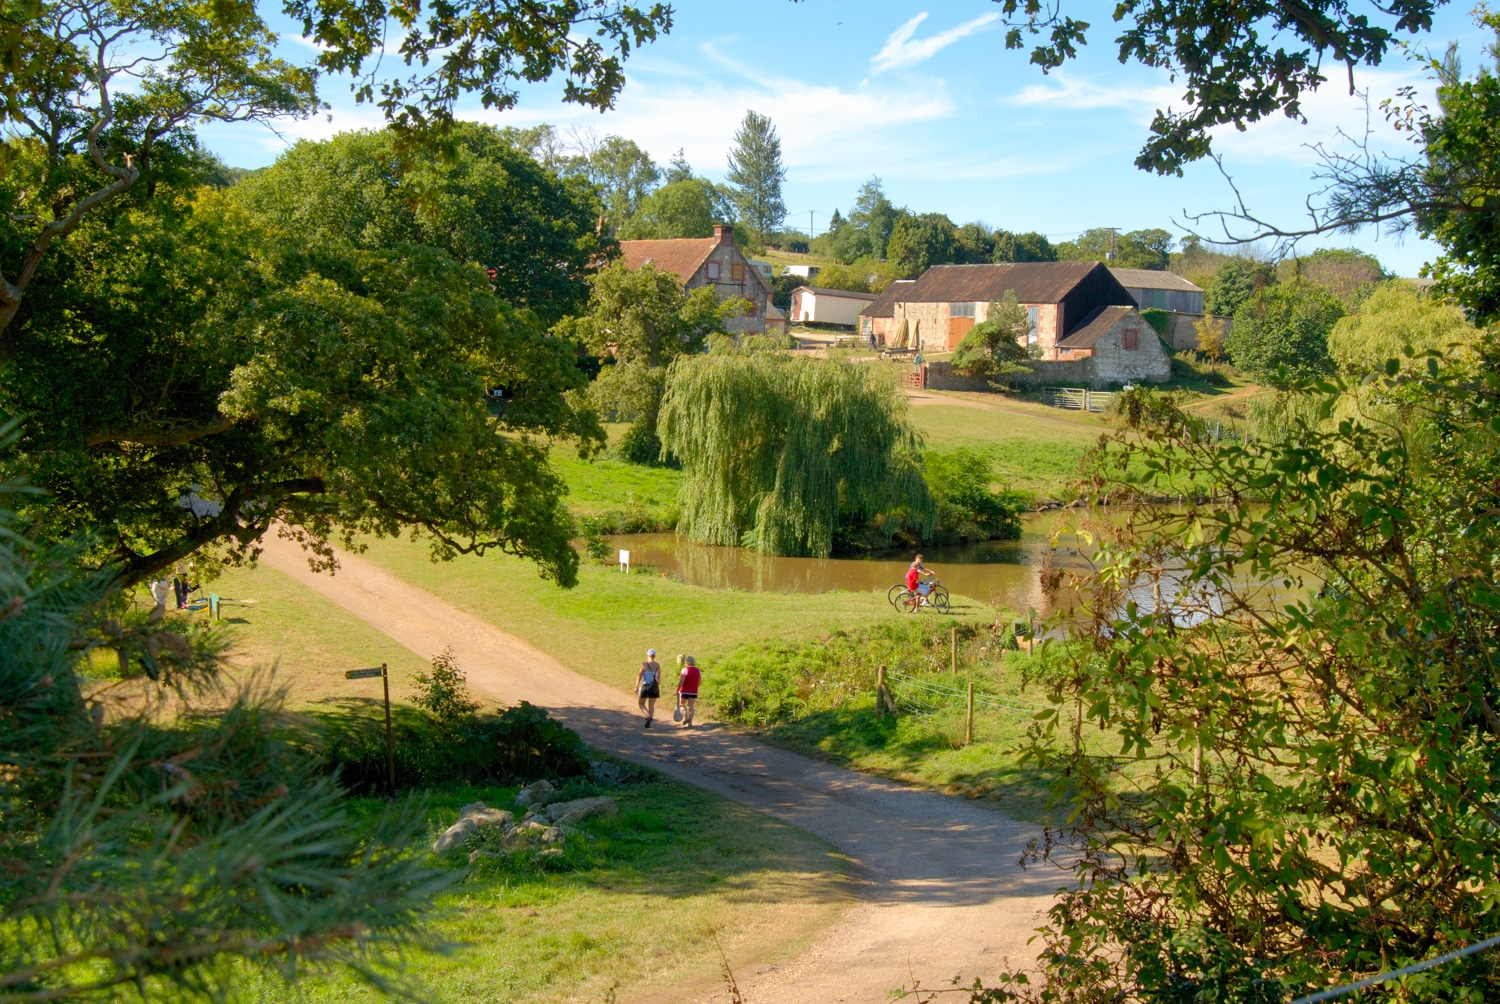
left=618, top=237, right=719, bottom=280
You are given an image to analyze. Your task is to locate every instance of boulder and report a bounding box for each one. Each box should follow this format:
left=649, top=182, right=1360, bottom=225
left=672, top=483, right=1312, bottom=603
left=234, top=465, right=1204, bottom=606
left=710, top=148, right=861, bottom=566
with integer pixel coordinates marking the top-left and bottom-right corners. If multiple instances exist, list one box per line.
left=513, top=779, right=556, bottom=809
left=540, top=796, right=617, bottom=826
left=432, top=802, right=514, bottom=854
left=541, top=826, right=564, bottom=845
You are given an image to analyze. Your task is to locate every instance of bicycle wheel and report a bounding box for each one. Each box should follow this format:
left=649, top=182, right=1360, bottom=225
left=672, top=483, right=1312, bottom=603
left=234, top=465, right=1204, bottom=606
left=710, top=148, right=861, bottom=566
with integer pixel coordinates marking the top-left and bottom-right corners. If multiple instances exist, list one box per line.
left=932, top=588, right=951, bottom=614
left=887, top=583, right=906, bottom=607
left=900, top=590, right=922, bottom=614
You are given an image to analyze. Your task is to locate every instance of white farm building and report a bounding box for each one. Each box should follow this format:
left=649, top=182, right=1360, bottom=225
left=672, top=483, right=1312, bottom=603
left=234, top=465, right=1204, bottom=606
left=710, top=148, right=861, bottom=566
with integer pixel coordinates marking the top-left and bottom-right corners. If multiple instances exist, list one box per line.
left=789, top=286, right=877, bottom=327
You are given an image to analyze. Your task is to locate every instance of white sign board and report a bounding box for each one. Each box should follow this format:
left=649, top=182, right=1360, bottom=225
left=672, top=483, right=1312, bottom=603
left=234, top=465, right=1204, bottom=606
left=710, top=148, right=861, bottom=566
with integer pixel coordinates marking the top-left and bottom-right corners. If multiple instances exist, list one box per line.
left=618, top=549, right=630, bottom=573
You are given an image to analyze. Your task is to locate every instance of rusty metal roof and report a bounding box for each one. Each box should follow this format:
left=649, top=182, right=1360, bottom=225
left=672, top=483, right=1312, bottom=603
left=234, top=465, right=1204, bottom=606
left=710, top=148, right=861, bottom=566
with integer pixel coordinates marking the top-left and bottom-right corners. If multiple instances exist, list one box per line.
left=904, top=262, right=1120, bottom=304
left=1055, top=305, right=1139, bottom=348
left=1107, top=268, right=1202, bottom=292
left=618, top=237, right=719, bottom=280
left=857, top=279, right=917, bottom=318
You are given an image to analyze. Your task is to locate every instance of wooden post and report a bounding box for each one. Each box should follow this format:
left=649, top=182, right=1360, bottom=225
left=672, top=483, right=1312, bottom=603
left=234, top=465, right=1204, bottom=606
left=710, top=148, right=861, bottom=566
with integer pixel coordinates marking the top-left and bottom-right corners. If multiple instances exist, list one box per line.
left=876, top=664, right=886, bottom=719
left=381, top=663, right=395, bottom=796
left=950, top=627, right=957, bottom=674
left=1028, top=613, right=1036, bottom=655
left=965, top=681, right=974, bottom=746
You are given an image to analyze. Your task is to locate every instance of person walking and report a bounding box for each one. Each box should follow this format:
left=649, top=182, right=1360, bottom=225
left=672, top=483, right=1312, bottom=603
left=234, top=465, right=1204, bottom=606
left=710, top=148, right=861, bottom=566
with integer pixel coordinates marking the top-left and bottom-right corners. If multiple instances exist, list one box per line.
left=636, top=649, right=662, bottom=728
left=676, top=655, right=701, bottom=728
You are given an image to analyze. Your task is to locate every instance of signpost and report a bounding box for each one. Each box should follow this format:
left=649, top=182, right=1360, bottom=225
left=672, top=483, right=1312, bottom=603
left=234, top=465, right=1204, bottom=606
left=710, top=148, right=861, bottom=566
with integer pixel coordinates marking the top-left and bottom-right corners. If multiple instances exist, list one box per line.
left=345, top=663, right=394, bottom=795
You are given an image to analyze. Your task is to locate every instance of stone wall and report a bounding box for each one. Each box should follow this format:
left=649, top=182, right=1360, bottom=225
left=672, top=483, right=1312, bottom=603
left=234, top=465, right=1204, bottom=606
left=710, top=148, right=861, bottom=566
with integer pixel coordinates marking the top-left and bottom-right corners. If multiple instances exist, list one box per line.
left=921, top=361, right=994, bottom=391
left=892, top=301, right=950, bottom=351
left=1162, top=312, right=1233, bottom=352
left=684, top=229, right=770, bottom=335
left=1087, top=309, right=1172, bottom=385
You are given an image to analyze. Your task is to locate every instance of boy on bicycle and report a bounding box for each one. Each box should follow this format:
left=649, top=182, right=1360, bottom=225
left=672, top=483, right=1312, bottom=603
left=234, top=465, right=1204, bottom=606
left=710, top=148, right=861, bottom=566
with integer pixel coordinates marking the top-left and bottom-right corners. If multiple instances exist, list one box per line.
left=905, top=555, right=935, bottom=605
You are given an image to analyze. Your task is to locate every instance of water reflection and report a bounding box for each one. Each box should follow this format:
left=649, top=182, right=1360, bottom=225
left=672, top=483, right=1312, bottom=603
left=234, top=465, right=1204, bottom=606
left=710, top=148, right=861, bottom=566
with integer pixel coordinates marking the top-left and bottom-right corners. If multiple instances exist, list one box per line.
left=611, top=511, right=1104, bottom=619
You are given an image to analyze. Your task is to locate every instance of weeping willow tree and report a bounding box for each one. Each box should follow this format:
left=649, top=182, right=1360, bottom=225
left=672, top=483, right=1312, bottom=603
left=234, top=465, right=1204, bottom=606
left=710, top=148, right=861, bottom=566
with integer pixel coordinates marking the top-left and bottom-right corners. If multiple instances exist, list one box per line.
left=658, top=355, right=933, bottom=556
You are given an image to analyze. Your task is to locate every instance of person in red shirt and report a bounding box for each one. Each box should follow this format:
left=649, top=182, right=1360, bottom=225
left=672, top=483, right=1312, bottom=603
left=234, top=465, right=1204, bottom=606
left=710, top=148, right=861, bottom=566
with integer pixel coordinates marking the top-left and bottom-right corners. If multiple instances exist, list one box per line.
left=676, top=655, right=701, bottom=728
left=906, top=554, right=934, bottom=604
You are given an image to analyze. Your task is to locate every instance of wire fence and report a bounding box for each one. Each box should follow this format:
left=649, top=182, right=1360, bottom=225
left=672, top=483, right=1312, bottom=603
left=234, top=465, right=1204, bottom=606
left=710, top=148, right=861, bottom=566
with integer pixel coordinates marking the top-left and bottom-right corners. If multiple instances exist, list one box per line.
left=885, top=669, right=1074, bottom=720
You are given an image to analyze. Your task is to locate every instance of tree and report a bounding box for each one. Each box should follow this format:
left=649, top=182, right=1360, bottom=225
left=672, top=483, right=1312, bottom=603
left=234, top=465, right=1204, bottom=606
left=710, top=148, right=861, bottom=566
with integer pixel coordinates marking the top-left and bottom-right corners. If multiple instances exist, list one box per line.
left=992, top=0, right=1443, bottom=173
left=725, top=110, right=788, bottom=238
left=1057, top=227, right=1174, bottom=269
left=831, top=177, right=899, bottom=263
left=0, top=475, right=449, bottom=1001
left=619, top=178, right=728, bottom=240
left=0, top=0, right=671, bottom=342
left=658, top=355, right=933, bottom=557
left=1226, top=282, right=1344, bottom=381
left=803, top=259, right=906, bottom=295
left=665, top=148, right=695, bottom=184
left=3, top=168, right=602, bottom=588
left=954, top=222, right=998, bottom=263
left=993, top=347, right=1500, bottom=1000
left=566, top=134, right=660, bottom=226
left=557, top=261, right=744, bottom=463
left=1202, top=256, right=1272, bottom=316
left=950, top=293, right=1035, bottom=388
left=993, top=230, right=1058, bottom=263
left=232, top=125, right=608, bottom=323
left=1283, top=248, right=1386, bottom=308
left=1325, top=281, right=1475, bottom=374
left=887, top=212, right=958, bottom=276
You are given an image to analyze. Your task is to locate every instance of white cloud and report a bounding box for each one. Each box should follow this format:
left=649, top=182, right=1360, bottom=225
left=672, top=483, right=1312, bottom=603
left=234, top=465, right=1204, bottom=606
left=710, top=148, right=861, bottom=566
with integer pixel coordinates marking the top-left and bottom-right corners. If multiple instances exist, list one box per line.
left=1008, top=74, right=1182, bottom=121
left=870, top=12, right=999, bottom=75
left=478, top=50, right=956, bottom=183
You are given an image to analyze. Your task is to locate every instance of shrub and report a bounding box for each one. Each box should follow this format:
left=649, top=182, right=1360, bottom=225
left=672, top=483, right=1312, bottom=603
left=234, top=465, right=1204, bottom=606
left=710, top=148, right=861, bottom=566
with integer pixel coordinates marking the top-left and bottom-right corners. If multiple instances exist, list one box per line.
left=618, top=420, right=668, bottom=465
left=575, top=514, right=613, bottom=563
left=311, top=654, right=590, bottom=794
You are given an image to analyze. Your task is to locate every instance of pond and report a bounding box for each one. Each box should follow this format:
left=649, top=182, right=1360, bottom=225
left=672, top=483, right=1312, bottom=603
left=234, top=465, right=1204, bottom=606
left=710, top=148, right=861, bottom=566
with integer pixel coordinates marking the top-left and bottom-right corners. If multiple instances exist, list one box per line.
left=611, top=510, right=1107, bottom=620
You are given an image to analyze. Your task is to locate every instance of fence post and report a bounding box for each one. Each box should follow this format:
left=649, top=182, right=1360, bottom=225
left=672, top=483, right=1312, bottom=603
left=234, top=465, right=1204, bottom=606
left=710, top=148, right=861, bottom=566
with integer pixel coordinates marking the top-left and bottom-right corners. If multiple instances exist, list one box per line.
left=950, top=627, right=957, bottom=674
left=381, top=662, right=395, bottom=797
left=1082, top=388, right=1090, bottom=412
left=965, top=681, right=974, bottom=746
left=876, top=664, right=886, bottom=719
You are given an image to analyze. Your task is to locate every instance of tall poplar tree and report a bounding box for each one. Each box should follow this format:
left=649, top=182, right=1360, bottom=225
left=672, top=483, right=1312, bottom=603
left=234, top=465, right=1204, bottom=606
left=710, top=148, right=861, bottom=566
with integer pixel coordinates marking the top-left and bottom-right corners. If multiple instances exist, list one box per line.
left=725, top=111, right=788, bottom=237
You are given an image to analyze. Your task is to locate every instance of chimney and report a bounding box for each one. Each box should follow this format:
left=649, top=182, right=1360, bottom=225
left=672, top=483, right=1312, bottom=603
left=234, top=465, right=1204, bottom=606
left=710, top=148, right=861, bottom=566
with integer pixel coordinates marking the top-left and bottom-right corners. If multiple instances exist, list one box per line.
left=714, top=224, right=732, bottom=239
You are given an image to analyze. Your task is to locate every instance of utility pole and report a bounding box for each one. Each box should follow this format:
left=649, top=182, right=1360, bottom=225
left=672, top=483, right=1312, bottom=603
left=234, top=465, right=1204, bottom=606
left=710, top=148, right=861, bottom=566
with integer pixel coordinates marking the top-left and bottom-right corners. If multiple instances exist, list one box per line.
left=808, top=209, right=815, bottom=238
left=1105, top=227, right=1119, bottom=261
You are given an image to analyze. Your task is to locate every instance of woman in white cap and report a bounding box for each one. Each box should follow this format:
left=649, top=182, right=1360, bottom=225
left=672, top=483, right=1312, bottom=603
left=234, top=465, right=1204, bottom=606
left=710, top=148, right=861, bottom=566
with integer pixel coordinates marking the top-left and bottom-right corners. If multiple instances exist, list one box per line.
left=635, top=649, right=662, bottom=727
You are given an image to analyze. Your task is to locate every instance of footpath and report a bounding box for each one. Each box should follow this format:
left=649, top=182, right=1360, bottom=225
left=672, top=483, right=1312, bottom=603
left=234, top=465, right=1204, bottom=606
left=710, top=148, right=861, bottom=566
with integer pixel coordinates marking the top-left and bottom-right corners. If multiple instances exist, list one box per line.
left=258, top=535, right=1059, bottom=1004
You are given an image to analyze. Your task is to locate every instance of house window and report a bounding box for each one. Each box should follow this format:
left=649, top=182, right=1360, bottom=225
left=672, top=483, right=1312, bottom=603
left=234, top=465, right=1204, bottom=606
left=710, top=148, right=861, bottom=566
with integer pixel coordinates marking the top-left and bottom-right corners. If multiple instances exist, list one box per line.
left=950, top=301, right=975, bottom=317
left=1026, top=306, right=1039, bottom=346
left=1123, top=328, right=1139, bottom=351
left=731, top=262, right=745, bottom=281
left=705, top=261, right=721, bottom=280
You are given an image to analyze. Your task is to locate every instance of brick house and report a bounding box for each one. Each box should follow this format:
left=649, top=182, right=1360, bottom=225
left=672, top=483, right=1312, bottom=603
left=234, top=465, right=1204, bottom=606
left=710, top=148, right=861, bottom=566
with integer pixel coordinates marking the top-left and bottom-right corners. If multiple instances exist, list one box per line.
left=858, top=279, right=916, bottom=343
left=861, top=262, right=1138, bottom=355
left=618, top=224, right=772, bottom=335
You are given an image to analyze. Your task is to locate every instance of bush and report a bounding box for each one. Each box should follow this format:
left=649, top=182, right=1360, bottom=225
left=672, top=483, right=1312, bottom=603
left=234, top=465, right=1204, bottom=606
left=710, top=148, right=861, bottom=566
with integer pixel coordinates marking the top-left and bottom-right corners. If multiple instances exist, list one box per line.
left=575, top=514, right=613, bottom=563
left=923, top=448, right=1026, bottom=542
left=311, top=654, right=590, bottom=794
left=618, top=420, right=673, bottom=466
left=1169, top=352, right=1232, bottom=386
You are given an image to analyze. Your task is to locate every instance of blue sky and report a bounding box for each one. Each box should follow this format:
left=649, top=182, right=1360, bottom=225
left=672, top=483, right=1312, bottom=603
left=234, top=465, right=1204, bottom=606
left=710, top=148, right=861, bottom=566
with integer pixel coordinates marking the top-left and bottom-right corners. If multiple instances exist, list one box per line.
left=202, top=0, right=1493, bottom=276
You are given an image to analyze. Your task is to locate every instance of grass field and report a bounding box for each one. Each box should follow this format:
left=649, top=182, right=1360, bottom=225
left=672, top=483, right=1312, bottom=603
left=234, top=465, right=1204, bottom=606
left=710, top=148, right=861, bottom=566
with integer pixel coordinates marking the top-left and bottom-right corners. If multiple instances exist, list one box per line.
left=908, top=395, right=1108, bottom=502
left=228, top=776, right=848, bottom=1004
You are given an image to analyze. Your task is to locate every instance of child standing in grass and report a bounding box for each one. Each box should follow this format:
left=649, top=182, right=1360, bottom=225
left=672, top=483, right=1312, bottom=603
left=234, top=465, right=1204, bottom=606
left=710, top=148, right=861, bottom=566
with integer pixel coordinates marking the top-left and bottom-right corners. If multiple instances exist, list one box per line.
left=636, top=649, right=662, bottom=728
left=676, top=656, right=701, bottom=728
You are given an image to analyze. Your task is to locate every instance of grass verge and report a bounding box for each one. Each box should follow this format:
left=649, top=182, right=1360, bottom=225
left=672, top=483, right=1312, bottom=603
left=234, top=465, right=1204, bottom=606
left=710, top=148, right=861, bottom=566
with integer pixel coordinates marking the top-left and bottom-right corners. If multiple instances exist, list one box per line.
left=229, top=772, right=849, bottom=1004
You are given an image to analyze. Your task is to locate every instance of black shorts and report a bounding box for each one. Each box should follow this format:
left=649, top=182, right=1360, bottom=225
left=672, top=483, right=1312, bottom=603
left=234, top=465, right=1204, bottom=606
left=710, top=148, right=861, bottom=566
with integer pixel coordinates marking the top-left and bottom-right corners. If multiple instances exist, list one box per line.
left=639, top=683, right=660, bottom=699
left=678, top=692, right=698, bottom=700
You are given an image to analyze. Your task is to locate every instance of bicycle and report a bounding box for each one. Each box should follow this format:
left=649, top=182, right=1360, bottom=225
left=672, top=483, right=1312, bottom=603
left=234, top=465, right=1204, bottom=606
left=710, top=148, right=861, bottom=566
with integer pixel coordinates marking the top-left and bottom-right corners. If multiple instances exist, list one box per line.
left=896, top=579, right=950, bottom=614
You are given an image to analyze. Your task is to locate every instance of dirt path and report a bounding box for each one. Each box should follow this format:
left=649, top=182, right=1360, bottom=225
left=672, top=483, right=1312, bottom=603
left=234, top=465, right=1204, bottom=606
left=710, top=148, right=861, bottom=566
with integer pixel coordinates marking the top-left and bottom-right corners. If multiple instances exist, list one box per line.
left=904, top=387, right=1101, bottom=429
left=259, top=536, right=1058, bottom=1003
